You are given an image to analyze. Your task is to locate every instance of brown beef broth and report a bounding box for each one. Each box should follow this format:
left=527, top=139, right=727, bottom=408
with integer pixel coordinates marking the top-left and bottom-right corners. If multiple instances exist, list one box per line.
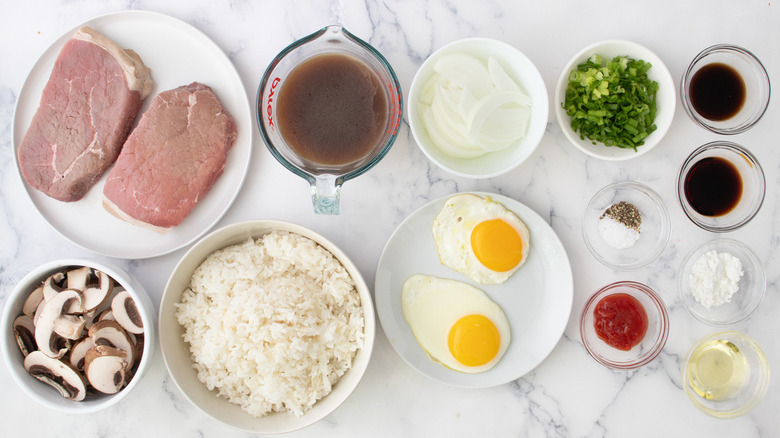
left=277, top=53, right=388, bottom=166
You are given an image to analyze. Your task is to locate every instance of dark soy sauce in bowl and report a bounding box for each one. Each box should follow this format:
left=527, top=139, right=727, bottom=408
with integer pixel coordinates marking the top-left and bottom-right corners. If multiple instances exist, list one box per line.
left=690, top=63, right=746, bottom=122
left=684, top=156, right=742, bottom=216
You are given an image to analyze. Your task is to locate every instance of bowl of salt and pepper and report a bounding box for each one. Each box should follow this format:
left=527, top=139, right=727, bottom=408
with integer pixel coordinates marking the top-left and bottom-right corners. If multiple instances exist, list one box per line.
left=582, top=182, right=670, bottom=271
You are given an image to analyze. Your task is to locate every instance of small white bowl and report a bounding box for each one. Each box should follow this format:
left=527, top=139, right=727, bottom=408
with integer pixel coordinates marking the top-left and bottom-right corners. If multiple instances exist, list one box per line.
left=408, top=37, right=548, bottom=178
left=1, top=259, right=156, bottom=414
left=555, top=40, right=675, bottom=161
left=159, top=220, right=375, bottom=434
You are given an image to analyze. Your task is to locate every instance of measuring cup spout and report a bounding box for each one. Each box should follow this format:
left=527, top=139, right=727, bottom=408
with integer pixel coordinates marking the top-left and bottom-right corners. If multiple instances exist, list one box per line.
left=311, top=174, right=342, bottom=215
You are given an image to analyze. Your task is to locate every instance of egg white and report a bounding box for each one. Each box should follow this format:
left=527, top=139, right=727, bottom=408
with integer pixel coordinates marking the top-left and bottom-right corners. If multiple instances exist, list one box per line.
left=401, top=274, right=511, bottom=373
left=432, top=194, right=530, bottom=284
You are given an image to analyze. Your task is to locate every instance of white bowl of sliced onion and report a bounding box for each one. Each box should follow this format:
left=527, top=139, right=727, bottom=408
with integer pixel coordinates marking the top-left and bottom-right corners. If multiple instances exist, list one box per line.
left=408, top=38, right=548, bottom=179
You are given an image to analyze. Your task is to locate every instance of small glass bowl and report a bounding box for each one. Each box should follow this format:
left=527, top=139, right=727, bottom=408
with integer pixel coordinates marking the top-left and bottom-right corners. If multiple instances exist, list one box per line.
left=680, top=44, right=770, bottom=134
left=580, top=281, right=669, bottom=369
left=677, top=141, right=765, bottom=232
left=583, top=182, right=670, bottom=270
left=683, top=331, right=770, bottom=418
left=679, top=238, right=765, bottom=326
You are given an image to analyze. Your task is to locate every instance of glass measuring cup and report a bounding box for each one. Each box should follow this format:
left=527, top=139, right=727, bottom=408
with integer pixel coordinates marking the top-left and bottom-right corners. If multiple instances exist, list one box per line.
left=257, top=25, right=402, bottom=214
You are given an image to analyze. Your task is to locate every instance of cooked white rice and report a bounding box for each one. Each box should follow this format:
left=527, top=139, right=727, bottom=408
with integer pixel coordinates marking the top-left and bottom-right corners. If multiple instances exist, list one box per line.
left=175, top=231, right=364, bottom=417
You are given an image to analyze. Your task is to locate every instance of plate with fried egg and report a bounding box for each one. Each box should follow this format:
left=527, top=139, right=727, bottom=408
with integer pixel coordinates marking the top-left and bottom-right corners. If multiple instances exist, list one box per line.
left=375, top=192, right=573, bottom=387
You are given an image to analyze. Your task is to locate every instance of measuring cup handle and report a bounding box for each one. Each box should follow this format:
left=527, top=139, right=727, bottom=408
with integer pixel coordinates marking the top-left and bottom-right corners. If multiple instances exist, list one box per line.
left=310, top=175, right=342, bottom=215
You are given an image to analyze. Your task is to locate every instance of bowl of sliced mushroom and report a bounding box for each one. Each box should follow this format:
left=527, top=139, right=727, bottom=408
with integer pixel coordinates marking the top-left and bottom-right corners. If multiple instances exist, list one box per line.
left=1, top=259, right=155, bottom=413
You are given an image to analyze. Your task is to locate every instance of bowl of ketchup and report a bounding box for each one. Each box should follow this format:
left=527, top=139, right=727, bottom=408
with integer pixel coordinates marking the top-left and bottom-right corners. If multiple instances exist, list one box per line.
left=580, top=281, right=669, bottom=369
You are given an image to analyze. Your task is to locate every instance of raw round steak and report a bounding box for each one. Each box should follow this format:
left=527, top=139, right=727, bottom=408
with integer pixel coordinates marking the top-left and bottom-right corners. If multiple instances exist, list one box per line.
left=17, top=26, right=152, bottom=202
left=102, top=82, right=237, bottom=233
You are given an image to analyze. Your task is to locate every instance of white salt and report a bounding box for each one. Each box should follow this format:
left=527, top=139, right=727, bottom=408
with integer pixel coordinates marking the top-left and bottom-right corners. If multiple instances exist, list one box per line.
left=598, top=216, right=640, bottom=249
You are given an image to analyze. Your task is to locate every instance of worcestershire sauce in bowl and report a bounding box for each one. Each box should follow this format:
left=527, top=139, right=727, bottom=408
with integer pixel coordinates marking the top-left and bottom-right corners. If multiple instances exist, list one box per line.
left=690, top=63, right=746, bottom=121
left=277, top=53, right=388, bottom=166
left=684, top=156, right=742, bottom=216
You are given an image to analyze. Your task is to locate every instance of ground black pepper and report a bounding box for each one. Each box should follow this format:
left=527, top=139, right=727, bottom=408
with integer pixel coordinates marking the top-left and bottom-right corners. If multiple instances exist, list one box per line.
left=601, top=201, right=642, bottom=231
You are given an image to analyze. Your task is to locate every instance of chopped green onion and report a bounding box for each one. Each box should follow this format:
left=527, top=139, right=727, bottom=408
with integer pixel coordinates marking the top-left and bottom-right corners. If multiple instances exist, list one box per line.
left=563, top=54, right=659, bottom=150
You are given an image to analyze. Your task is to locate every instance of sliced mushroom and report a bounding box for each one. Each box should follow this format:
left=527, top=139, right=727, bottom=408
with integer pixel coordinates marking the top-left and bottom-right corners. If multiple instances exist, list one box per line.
left=132, top=335, right=144, bottom=370
left=84, top=345, right=128, bottom=394
left=123, top=367, right=135, bottom=386
left=82, top=309, right=99, bottom=330
left=81, top=270, right=113, bottom=313
left=13, top=315, right=37, bottom=357
left=88, top=320, right=135, bottom=367
left=69, top=337, right=95, bottom=372
left=111, top=291, right=143, bottom=335
left=35, top=290, right=82, bottom=358
left=65, top=266, right=93, bottom=291
left=24, top=350, right=87, bottom=401
left=33, top=298, right=47, bottom=327
left=97, top=309, right=115, bottom=321
left=22, top=286, right=44, bottom=318
left=42, top=268, right=112, bottom=314
left=41, top=271, right=67, bottom=302
left=52, top=314, right=86, bottom=340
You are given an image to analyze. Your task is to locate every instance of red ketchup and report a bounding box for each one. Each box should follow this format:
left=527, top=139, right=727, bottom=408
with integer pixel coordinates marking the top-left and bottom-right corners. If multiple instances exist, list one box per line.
left=593, top=293, right=648, bottom=351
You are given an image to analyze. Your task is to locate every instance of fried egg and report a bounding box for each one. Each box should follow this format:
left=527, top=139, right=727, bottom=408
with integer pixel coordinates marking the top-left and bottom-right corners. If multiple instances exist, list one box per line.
left=401, top=275, right=511, bottom=373
left=433, top=194, right=530, bottom=284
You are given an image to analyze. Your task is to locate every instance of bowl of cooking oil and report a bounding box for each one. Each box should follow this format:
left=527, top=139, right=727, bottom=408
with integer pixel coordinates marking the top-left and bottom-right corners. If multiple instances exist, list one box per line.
left=682, top=331, right=770, bottom=418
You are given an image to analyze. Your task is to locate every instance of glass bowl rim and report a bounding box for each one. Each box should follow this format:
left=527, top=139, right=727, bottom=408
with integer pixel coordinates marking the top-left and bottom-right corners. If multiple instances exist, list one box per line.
left=675, top=141, right=765, bottom=232
left=678, top=237, right=766, bottom=326
left=582, top=181, right=671, bottom=270
left=679, top=43, right=771, bottom=135
left=580, top=280, right=670, bottom=369
left=682, top=330, right=770, bottom=418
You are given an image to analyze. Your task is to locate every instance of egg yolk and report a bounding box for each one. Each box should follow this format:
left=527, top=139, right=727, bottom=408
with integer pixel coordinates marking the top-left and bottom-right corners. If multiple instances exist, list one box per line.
left=448, top=314, right=500, bottom=367
left=470, top=219, right=524, bottom=272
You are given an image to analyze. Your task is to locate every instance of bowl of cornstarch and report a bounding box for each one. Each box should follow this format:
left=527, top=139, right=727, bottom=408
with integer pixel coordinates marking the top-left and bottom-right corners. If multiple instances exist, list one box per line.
left=583, top=182, right=670, bottom=270
left=679, top=238, right=765, bottom=326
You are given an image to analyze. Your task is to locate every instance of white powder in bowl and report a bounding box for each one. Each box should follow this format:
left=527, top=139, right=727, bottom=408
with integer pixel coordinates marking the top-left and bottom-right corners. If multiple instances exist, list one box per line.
left=598, top=216, right=640, bottom=249
left=689, top=250, right=744, bottom=308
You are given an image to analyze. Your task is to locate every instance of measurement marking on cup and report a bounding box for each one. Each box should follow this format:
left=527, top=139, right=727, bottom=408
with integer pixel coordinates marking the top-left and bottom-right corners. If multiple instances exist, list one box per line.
left=388, top=83, right=401, bottom=135
left=266, top=77, right=281, bottom=129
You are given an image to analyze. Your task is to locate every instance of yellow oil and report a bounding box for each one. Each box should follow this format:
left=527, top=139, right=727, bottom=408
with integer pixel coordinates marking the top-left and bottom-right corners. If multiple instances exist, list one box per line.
left=687, top=339, right=749, bottom=401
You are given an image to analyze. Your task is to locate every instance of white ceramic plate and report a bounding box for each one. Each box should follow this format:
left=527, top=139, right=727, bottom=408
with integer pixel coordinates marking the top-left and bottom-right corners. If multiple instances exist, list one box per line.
left=375, top=192, right=573, bottom=388
left=12, top=11, right=252, bottom=259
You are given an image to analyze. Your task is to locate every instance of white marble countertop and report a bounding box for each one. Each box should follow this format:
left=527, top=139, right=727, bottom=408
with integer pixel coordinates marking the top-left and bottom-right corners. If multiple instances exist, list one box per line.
left=1, top=1, right=779, bottom=436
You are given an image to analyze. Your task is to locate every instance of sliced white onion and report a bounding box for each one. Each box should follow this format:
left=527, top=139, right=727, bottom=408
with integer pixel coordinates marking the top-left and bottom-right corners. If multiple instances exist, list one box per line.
left=419, top=74, right=439, bottom=106
left=488, top=57, right=521, bottom=92
left=418, top=53, right=533, bottom=157
left=468, top=92, right=531, bottom=150
left=457, top=87, right=480, bottom=122
left=433, top=53, right=492, bottom=98
left=422, top=107, right=485, bottom=158
left=479, top=106, right=530, bottom=139
left=431, top=85, right=469, bottom=138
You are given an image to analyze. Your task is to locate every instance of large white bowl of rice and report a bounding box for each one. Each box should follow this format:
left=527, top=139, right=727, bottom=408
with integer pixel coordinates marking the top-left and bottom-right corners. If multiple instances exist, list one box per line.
left=158, top=220, right=375, bottom=434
